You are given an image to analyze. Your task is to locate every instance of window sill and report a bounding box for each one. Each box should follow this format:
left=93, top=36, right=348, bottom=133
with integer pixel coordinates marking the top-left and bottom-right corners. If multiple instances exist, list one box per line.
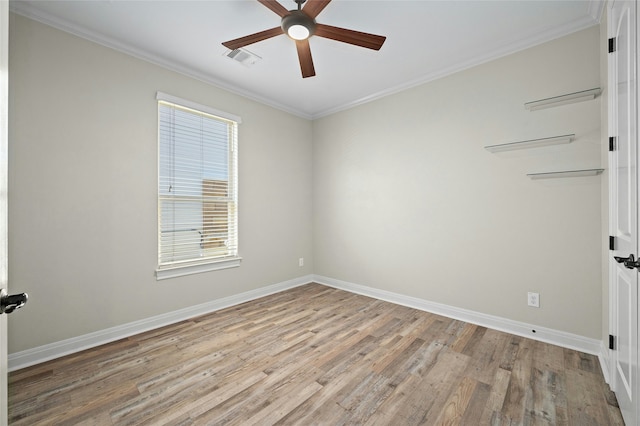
left=156, top=256, right=242, bottom=280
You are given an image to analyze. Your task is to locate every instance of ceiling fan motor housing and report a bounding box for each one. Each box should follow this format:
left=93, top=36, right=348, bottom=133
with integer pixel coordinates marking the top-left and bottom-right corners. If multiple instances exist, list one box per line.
left=281, top=10, right=316, bottom=40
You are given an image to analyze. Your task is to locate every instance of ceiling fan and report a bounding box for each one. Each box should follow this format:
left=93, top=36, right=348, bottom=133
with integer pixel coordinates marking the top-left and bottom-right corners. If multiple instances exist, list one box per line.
left=222, top=0, right=387, bottom=78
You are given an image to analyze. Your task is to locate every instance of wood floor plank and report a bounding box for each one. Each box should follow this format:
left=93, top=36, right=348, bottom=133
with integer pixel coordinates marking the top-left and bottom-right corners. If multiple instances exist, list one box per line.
left=533, top=339, right=565, bottom=373
left=463, top=328, right=508, bottom=385
left=335, top=372, right=394, bottom=423
left=311, top=313, right=397, bottom=370
left=236, top=379, right=323, bottom=426
left=499, top=335, right=523, bottom=372
left=195, top=363, right=322, bottom=424
left=370, top=315, right=435, bottom=375
left=417, top=349, right=471, bottom=424
left=8, top=283, right=622, bottom=425
left=501, top=336, right=535, bottom=423
left=450, top=323, right=481, bottom=353
left=566, top=368, right=620, bottom=426
left=478, top=367, right=511, bottom=424
left=459, top=380, right=491, bottom=425
left=276, top=363, right=370, bottom=425
left=564, top=349, right=602, bottom=375
left=433, top=375, right=478, bottom=425
left=525, top=367, right=561, bottom=424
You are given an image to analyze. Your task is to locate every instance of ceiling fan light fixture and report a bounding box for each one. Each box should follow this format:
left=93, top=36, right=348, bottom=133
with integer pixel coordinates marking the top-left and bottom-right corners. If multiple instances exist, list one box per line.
left=281, top=10, right=315, bottom=41
left=288, top=24, right=310, bottom=40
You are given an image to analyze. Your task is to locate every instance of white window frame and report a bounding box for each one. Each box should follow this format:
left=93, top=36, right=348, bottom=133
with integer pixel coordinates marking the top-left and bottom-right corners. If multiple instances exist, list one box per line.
left=155, top=92, right=241, bottom=280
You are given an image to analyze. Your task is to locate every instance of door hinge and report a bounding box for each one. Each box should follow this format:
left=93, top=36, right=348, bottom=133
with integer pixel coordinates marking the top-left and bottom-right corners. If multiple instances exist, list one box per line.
left=609, top=334, right=616, bottom=350
left=609, top=37, right=617, bottom=53
left=610, top=236, right=616, bottom=251
left=609, top=136, right=616, bottom=152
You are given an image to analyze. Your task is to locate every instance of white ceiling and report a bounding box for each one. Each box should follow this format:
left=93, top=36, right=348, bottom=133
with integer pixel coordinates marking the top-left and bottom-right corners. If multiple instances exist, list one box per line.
left=10, top=0, right=603, bottom=119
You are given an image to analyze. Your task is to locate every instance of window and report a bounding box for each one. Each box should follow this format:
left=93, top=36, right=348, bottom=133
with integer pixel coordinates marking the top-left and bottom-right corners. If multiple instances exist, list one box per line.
left=156, top=92, right=240, bottom=279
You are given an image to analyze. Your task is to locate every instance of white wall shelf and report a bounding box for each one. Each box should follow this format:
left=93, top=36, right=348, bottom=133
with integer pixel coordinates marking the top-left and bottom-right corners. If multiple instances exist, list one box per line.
left=525, top=88, right=602, bottom=111
left=485, top=134, right=574, bottom=153
left=526, top=168, right=604, bottom=180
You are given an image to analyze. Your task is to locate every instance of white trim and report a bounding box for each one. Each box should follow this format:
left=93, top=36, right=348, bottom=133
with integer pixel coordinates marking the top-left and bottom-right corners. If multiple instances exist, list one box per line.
left=1, top=0, right=8, bottom=422
left=313, top=275, right=603, bottom=356
left=8, top=275, right=313, bottom=371
left=155, top=257, right=242, bottom=280
left=599, top=340, right=612, bottom=384
left=156, top=92, right=242, bottom=124
left=607, top=0, right=617, bottom=394
left=10, top=275, right=609, bottom=377
left=588, top=0, right=606, bottom=24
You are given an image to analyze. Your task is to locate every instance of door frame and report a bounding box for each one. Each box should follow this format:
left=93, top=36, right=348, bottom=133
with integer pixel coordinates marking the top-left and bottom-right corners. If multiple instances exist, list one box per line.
left=0, top=0, right=9, bottom=423
left=608, top=1, right=640, bottom=425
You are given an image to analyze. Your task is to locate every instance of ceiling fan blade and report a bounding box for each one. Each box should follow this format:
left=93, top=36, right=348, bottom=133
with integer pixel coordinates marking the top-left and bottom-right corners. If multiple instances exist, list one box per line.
left=303, top=0, right=332, bottom=19
left=258, top=0, right=290, bottom=18
left=295, top=39, right=316, bottom=78
left=314, top=23, right=386, bottom=51
left=222, top=27, right=284, bottom=50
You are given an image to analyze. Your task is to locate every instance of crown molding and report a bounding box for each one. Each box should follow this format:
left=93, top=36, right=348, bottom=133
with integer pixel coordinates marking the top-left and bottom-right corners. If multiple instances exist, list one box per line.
left=10, top=0, right=603, bottom=121
left=8, top=1, right=314, bottom=120
left=588, top=0, right=605, bottom=23
left=312, top=9, right=603, bottom=119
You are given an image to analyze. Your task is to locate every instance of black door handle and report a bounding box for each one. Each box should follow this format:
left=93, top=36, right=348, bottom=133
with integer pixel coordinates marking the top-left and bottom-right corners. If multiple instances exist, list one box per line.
left=615, top=254, right=634, bottom=263
left=614, top=254, right=640, bottom=270
left=0, top=288, right=28, bottom=314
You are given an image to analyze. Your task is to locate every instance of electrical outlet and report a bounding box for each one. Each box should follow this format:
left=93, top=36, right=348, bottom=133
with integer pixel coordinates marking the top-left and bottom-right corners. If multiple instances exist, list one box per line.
left=527, top=292, right=540, bottom=308
left=299, top=257, right=304, bottom=267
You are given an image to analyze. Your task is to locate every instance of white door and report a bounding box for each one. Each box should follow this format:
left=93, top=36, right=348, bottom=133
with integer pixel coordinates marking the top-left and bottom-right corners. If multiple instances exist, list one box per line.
left=610, top=1, right=639, bottom=425
left=0, top=0, right=9, bottom=423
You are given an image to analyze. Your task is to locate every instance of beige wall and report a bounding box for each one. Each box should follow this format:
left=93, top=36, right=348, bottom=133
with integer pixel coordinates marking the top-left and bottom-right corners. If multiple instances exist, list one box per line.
left=8, top=12, right=605, bottom=355
left=313, top=26, right=603, bottom=339
left=8, top=14, right=313, bottom=353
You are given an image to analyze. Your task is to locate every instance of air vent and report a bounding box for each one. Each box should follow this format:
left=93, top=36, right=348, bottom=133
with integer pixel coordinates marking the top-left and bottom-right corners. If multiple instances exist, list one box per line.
left=225, top=48, right=262, bottom=67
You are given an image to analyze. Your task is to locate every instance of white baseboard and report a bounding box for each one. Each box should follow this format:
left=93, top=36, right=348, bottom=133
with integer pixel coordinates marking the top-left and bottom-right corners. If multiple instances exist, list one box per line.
left=10, top=274, right=609, bottom=379
left=313, top=275, right=604, bottom=357
left=598, top=340, right=611, bottom=385
left=8, top=275, right=314, bottom=371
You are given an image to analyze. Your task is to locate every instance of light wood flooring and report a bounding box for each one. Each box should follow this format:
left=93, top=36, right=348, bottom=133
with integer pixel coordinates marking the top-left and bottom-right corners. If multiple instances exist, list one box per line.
left=9, top=283, right=624, bottom=425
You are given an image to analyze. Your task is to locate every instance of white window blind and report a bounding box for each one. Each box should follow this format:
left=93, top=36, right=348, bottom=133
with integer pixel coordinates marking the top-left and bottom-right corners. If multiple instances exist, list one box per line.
left=156, top=93, right=239, bottom=278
